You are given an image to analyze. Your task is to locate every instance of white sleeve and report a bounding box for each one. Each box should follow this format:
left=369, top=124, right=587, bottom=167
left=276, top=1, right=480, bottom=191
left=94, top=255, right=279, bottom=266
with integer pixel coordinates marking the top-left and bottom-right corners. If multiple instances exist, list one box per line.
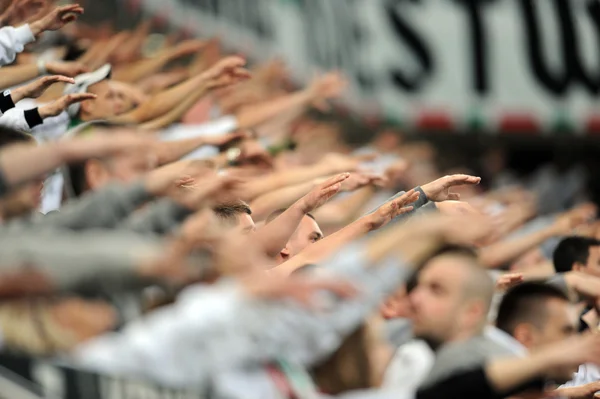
left=382, top=341, right=435, bottom=392
left=0, top=107, right=30, bottom=131
left=159, top=116, right=239, bottom=160
left=160, top=116, right=239, bottom=141
left=560, top=364, right=600, bottom=388
left=71, top=283, right=246, bottom=388
left=0, top=25, right=35, bottom=67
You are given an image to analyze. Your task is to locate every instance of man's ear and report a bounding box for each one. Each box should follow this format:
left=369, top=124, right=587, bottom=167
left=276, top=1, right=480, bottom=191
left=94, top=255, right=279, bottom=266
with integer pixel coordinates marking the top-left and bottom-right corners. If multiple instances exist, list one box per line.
left=513, top=323, right=535, bottom=349
left=380, top=297, right=400, bottom=319
left=573, top=262, right=586, bottom=272
left=279, top=246, right=291, bottom=261
left=85, top=159, right=109, bottom=191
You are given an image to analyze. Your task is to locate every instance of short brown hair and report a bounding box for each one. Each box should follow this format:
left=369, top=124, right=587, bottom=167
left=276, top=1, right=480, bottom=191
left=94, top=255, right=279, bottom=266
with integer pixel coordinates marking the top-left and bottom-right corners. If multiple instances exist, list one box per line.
left=213, top=201, right=252, bottom=226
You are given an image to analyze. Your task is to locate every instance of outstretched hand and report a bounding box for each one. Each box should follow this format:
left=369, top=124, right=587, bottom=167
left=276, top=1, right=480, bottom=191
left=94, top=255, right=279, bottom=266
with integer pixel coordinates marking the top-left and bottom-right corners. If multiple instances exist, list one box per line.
left=200, top=56, right=251, bottom=90
left=299, top=173, right=350, bottom=213
left=495, top=273, right=524, bottom=292
left=551, top=203, right=598, bottom=236
left=421, top=174, right=481, bottom=202
left=0, top=0, right=45, bottom=26
left=11, top=75, right=74, bottom=103
left=30, top=4, right=84, bottom=37
left=308, top=71, right=348, bottom=100
left=366, top=189, right=420, bottom=231
left=38, top=92, right=96, bottom=118
left=339, top=172, right=387, bottom=192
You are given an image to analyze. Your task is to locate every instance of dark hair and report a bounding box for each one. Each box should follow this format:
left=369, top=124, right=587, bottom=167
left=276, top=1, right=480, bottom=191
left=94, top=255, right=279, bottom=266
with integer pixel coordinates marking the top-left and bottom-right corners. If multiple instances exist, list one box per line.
left=0, top=126, right=34, bottom=148
left=213, top=201, right=252, bottom=225
left=496, top=282, right=570, bottom=335
left=265, top=208, right=316, bottom=224
left=553, top=236, right=600, bottom=273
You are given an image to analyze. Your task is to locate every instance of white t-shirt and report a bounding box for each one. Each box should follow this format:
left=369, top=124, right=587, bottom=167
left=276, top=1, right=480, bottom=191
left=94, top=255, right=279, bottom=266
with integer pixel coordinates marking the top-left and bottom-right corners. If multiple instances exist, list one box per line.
left=160, top=115, right=239, bottom=160
left=382, top=340, right=435, bottom=392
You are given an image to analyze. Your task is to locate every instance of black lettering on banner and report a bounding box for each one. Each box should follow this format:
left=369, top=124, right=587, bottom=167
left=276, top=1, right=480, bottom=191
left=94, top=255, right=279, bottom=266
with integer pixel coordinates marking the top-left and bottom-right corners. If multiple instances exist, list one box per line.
left=384, top=0, right=434, bottom=92
left=583, top=0, right=600, bottom=94
left=519, top=0, right=600, bottom=96
left=454, top=0, right=497, bottom=96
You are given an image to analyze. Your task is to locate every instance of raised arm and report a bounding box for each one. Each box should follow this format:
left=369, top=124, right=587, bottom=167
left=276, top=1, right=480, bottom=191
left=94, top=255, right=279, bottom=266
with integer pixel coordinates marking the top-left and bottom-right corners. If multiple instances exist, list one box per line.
left=112, top=40, right=204, bottom=84
left=479, top=208, right=591, bottom=269
left=273, top=190, right=422, bottom=276
left=239, top=153, right=365, bottom=201
left=0, top=133, right=152, bottom=196
left=113, top=56, right=250, bottom=125
left=254, top=173, right=348, bottom=258
left=150, top=131, right=246, bottom=166
left=250, top=180, right=318, bottom=222
left=233, top=72, right=346, bottom=130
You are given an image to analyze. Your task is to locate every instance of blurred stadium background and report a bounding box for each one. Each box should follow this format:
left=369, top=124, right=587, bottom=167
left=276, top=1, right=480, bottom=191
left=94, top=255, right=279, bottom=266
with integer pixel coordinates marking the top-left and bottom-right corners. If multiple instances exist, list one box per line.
left=85, top=0, right=600, bottom=203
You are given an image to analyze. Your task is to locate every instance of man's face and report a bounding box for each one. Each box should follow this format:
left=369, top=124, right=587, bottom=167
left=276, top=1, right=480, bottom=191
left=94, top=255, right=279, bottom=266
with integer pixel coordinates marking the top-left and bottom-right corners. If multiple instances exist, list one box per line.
left=582, top=246, right=600, bottom=277
left=278, top=216, right=323, bottom=263
left=82, top=81, right=125, bottom=121
left=409, top=257, right=473, bottom=348
left=530, top=298, right=578, bottom=349
left=530, top=299, right=578, bottom=383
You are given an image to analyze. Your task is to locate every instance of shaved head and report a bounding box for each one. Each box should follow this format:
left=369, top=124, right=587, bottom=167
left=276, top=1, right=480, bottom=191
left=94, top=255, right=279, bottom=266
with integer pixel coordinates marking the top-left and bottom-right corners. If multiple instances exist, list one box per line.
left=410, top=247, right=494, bottom=349
left=454, top=255, right=495, bottom=315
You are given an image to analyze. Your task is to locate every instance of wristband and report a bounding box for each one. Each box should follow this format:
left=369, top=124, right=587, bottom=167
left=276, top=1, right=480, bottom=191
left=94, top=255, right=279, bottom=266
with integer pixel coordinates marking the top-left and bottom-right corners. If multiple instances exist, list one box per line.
left=37, top=59, right=47, bottom=75
left=0, top=90, right=15, bottom=113
left=24, top=107, right=44, bottom=128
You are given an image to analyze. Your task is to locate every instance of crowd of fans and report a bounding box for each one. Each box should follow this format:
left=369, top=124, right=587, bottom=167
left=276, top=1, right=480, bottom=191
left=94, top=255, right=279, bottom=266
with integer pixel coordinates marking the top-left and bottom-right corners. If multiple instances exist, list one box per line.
left=1, top=0, right=600, bottom=398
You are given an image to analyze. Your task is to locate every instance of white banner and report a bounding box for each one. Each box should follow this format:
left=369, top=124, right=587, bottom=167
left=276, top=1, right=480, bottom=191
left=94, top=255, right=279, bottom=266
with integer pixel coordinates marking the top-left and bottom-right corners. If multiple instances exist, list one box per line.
left=136, top=0, right=600, bottom=133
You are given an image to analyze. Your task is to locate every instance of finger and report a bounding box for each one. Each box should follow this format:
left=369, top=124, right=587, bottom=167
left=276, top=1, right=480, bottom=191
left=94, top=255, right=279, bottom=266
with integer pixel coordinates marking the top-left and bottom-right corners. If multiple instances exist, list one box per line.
left=395, top=206, right=414, bottom=215
left=46, top=75, right=75, bottom=85
left=447, top=174, right=481, bottom=186
left=67, top=93, right=97, bottom=103
left=394, top=189, right=420, bottom=206
left=57, top=4, right=83, bottom=13
left=61, top=14, right=78, bottom=24
left=393, top=194, right=419, bottom=209
left=321, top=183, right=341, bottom=198
left=232, top=67, right=252, bottom=76
left=447, top=192, right=461, bottom=201
left=321, top=173, right=350, bottom=189
left=215, top=56, right=246, bottom=71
